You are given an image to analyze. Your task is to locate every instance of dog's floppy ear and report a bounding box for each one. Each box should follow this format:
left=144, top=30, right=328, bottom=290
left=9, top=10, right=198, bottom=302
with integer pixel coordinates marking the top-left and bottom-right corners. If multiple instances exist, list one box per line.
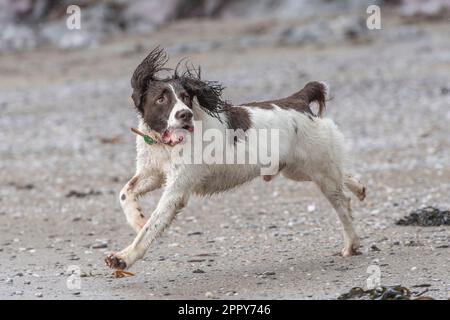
left=179, top=67, right=229, bottom=120
left=131, top=46, right=169, bottom=110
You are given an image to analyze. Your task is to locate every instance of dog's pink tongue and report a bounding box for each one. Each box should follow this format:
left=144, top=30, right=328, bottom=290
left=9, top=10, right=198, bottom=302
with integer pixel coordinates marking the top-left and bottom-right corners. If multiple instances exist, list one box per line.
left=162, top=131, right=172, bottom=144
left=162, top=129, right=188, bottom=145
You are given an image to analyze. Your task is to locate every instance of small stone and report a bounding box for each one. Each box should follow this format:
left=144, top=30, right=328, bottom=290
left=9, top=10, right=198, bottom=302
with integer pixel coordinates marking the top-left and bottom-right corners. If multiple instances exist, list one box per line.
left=6, top=278, right=13, bottom=284
left=370, top=245, right=381, bottom=252
left=35, top=292, right=43, bottom=298
left=13, top=291, right=23, bottom=296
left=91, top=242, right=108, bottom=249
left=205, top=291, right=214, bottom=298
left=263, top=271, right=276, bottom=276
left=307, top=204, right=316, bottom=213
left=187, top=231, right=203, bottom=236
left=193, top=269, right=205, bottom=274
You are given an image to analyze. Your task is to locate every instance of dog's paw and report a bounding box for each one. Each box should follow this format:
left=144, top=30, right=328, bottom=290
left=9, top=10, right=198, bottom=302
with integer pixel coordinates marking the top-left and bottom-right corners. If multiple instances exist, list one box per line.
left=341, top=245, right=361, bottom=257
left=105, top=253, right=127, bottom=270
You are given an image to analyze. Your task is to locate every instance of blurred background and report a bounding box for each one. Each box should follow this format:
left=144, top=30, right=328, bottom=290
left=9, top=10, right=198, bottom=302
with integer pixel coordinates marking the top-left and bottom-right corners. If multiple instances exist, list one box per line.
left=0, top=0, right=449, bottom=299
left=1, top=0, right=450, bottom=52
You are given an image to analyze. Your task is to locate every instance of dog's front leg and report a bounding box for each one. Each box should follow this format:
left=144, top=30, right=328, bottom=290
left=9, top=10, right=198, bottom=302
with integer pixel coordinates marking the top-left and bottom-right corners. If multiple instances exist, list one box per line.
left=106, top=180, right=189, bottom=270
left=120, top=173, right=164, bottom=233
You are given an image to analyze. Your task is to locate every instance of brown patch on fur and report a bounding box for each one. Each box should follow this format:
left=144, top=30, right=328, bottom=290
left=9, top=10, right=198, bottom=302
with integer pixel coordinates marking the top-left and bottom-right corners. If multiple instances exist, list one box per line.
left=139, top=81, right=187, bottom=134
left=131, top=47, right=169, bottom=111
left=242, top=81, right=327, bottom=117
left=130, top=47, right=230, bottom=131
left=295, top=81, right=327, bottom=117
left=225, top=106, right=252, bottom=131
left=179, top=74, right=229, bottom=120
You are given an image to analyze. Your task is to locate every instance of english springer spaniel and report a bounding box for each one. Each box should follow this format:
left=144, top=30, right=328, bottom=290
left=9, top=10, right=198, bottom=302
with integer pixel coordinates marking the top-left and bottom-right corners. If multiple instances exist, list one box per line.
left=105, top=47, right=366, bottom=271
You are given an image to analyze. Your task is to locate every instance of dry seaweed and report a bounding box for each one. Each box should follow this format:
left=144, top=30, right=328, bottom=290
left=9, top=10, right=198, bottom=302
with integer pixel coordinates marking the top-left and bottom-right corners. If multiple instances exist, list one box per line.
left=396, top=206, right=450, bottom=226
left=338, top=285, right=434, bottom=300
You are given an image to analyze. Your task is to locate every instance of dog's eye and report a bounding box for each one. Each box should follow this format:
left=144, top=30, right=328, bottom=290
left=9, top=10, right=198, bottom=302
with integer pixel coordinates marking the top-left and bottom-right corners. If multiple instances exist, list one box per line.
left=156, top=95, right=166, bottom=104
left=182, top=95, right=190, bottom=104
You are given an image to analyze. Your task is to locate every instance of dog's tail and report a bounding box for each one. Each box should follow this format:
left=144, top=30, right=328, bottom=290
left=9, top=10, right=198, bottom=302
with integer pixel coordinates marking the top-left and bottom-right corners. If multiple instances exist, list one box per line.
left=294, top=81, right=329, bottom=117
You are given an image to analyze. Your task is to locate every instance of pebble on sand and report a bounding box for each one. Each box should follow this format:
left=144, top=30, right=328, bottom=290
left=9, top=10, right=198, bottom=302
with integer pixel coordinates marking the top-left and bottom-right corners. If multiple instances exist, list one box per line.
left=193, top=269, right=205, bottom=274
left=91, top=242, right=108, bottom=249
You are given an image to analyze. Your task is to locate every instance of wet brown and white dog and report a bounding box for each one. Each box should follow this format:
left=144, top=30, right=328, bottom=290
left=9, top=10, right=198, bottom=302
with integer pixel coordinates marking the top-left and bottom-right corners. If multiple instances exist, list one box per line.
left=105, top=47, right=366, bottom=271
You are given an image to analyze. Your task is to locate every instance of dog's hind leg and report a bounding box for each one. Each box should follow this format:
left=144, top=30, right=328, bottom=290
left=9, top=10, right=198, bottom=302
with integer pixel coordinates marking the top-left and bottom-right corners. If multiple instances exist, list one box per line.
left=314, top=176, right=360, bottom=257
left=344, top=174, right=366, bottom=201
left=119, top=172, right=164, bottom=233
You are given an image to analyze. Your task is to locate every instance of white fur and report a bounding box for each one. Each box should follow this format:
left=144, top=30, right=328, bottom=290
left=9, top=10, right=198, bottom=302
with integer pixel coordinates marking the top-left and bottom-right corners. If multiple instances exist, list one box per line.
left=167, top=84, right=192, bottom=128
left=109, top=86, right=366, bottom=270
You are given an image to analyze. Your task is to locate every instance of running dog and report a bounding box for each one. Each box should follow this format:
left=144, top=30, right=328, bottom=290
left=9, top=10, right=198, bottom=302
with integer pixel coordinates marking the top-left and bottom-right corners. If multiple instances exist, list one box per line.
left=105, top=47, right=366, bottom=271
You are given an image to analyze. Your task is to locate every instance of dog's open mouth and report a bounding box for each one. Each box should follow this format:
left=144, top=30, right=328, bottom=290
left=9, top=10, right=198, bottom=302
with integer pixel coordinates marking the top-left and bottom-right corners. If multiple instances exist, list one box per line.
left=162, top=125, right=194, bottom=146
left=182, top=125, right=194, bottom=132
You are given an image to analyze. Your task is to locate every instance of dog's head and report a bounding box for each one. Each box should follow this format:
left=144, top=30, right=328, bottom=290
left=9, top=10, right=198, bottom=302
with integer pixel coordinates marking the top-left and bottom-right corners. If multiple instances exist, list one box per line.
left=131, top=47, right=228, bottom=145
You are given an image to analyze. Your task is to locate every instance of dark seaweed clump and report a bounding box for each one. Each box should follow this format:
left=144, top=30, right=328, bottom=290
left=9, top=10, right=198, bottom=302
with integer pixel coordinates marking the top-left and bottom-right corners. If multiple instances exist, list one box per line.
left=396, top=206, right=450, bottom=227
left=338, top=286, right=433, bottom=300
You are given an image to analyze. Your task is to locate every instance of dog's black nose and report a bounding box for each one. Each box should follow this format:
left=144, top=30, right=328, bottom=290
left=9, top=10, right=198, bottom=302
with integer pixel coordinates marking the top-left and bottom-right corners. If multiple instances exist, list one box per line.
left=176, top=110, right=193, bottom=121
